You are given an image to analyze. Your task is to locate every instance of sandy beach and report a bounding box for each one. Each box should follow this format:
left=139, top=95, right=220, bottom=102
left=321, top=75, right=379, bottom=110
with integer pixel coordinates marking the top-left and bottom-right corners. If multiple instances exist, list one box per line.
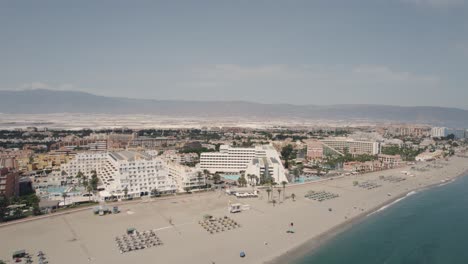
left=1, top=156, right=468, bottom=264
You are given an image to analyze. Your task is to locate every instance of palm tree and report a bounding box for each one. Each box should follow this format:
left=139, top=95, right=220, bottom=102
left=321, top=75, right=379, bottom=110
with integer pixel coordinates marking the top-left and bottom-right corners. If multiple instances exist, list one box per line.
left=61, top=192, right=68, bottom=207
left=76, top=171, right=84, bottom=186
left=197, top=172, right=204, bottom=188
left=151, top=188, right=160, bottom=197
left=281, top=181, right=287, bottom=200
left=238, top=175, right=247, bottom=187
left=213, top=173, right=221, bottom=184
left=291, top=193, right=296, bottom=202
left=203, top=169, right=210, bottom=180
left=86, top=184, right=93, bottom=201
left=82, top=176, right=89, bottom=188
left=277, top=188, right=282, bottom=202
left=123, top=186, right=128, bottom=199
left=266, top=188, right=272, bottom=202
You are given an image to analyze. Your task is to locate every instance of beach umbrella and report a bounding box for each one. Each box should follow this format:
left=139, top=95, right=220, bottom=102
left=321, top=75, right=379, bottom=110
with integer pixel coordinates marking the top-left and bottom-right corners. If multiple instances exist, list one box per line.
left=240, top=251, right=246, bottom=258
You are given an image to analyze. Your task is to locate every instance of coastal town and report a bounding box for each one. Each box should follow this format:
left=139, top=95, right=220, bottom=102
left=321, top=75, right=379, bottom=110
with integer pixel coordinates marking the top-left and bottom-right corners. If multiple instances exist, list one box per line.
left=1, top=124, right=467, bottom=263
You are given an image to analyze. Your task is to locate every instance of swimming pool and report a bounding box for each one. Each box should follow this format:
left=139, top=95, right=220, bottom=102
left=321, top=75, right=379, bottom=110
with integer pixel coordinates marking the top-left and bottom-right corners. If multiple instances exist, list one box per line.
left=222, top=174, right=241, bottom=181
left=46, top=186, right=67, bottom=194
left=295, top=175, right=321, bottom=183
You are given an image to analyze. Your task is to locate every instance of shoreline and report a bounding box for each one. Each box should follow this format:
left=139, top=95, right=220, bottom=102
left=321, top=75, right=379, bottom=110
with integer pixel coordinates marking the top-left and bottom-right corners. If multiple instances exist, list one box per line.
left=2, top=157, right=468, bottom=264
left=266, top=168, right=468, bottom=264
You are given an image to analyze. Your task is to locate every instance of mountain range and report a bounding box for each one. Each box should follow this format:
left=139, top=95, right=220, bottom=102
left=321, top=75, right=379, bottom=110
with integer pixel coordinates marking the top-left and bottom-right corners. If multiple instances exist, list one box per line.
left=1, top=89, right=467, bottom=127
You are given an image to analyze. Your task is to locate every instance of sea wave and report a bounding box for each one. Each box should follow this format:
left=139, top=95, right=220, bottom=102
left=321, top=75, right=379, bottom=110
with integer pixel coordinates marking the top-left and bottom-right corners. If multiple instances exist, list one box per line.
left=367, top=191, right=417, bottom=217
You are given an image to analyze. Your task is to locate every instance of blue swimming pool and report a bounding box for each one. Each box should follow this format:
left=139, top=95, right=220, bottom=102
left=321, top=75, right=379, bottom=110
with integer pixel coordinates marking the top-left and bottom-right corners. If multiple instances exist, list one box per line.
left=295, top=175, right=321, bottom=183
left=222, top=174, right=241, bottom=181
left=46, top=186, right=67, bottom=194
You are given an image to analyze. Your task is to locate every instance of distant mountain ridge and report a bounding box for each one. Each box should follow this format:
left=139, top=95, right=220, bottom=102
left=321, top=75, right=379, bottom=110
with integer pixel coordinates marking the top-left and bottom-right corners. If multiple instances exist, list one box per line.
left=1, top=89, right=467, bottom=127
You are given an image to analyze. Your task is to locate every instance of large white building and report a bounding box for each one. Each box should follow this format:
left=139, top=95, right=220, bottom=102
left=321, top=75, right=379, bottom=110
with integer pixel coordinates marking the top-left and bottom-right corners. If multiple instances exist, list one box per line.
left=431, top=127, right=448, bottom=138
left=320, top=138, right=380, bottom=156
left=99, top=151, right=176, bottom=198
left=60, top=152, right=107, bottom=178
left=166, top=162, right=205, bottom=192
left=431, top=127, right=466, bottom=139
left=60, top=151, right=204, bottom=199
left=200, top=145, right=288, bottom=183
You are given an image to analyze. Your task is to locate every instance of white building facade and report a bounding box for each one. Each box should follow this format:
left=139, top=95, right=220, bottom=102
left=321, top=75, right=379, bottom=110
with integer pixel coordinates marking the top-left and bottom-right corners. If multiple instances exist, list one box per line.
left=60, top=152, right=107, bottom=178
left=320, top=138, right=380, bottom=156
left=200, top=145, right=288, bottom=183
left=431, top=127, right=466, bottom=139
left=60, top=151, right=202, bottom=199
left=166, top=162, right=205, bottom=192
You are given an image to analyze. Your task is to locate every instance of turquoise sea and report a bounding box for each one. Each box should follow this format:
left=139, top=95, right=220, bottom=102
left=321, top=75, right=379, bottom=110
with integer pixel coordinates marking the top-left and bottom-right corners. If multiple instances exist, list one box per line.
left=294, top=174, right=468, bottom=264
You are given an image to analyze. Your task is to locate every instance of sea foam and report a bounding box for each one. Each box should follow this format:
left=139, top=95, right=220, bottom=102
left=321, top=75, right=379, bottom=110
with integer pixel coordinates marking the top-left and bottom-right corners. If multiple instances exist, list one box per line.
left=367, top=191, right=417, bottom=217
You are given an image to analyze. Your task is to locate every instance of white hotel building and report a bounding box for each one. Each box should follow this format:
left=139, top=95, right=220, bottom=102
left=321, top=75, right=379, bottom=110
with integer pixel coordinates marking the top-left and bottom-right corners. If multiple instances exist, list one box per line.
left=200, top=145, right=288, bottom=183
left=166, top=162, right=205, bottom=192
left=320, top=138, right=380, bottom=156
left=61, top=151, right=204, bottom=199
left=60, top=152, right=107, bottom=178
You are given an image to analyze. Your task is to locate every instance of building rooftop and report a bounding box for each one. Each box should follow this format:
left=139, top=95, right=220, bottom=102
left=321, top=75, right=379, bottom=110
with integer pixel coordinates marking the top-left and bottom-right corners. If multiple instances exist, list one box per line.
left=109, top=151, right=151, bottom=161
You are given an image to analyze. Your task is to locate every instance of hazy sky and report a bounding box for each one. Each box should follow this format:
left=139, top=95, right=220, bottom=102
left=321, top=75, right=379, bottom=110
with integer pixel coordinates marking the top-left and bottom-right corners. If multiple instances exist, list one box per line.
left=1, top=0, right=468, bottom=108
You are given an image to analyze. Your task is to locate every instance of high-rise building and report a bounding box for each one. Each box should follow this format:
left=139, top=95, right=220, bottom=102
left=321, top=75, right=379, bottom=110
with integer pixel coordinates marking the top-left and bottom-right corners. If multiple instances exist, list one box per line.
left=431, top=127, right=448, bottom=138
left=320, top=138, right=380, bottom=156
left=431, top=127, right=466, bottom=139
left=304, top=139, right=324, bottom=160
left=0, top=168, right=19, bottom=198
left=60, top=151, right=204, bottom=198
left=166, top=162, right=205, bottom=192
left=200, top=145, right=288, bottom=183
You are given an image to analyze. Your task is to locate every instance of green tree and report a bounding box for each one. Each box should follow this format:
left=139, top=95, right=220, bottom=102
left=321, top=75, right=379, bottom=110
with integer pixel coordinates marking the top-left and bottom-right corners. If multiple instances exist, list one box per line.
left=266, top=188, right=272, bottom=202
left=197, top=172, right=204, bottom=187
left=76, top=171, right=84, bottom=186
left=151, top=188, right=160, bottom=197
left=32, top=203, right=41, bottom=216
left=291, top=193, right=296, bottom=202
left=0, top=195, right=8, bottom=222
left=90, top=171, right=99, bottom=191
left=213, top=173, right=221, bottom=184
left=61, top=192, right=68, bottom=207
left=281, top=181, right=287, bottom=200
left=238, top=175, right=247, bottom=187
left=86, top=184, right=93, bottom=201
left=281, top=144, right=294, bottom=167
left=123, top=186, right=129, bottom=199
left=277, top=188, right=282, bottom=202
left=203, top=169, right=210, bottom=180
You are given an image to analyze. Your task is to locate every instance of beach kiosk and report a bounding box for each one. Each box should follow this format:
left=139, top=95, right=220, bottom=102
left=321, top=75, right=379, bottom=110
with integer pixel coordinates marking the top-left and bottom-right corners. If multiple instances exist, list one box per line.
left=229, top=203, right=242, bottom=213
left=127, top=227, right=137, bottom=235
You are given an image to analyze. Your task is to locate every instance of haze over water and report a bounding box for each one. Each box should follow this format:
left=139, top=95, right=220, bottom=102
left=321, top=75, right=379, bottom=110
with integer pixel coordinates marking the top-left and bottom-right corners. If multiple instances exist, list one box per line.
left=295, top=174, right=468, bottom=264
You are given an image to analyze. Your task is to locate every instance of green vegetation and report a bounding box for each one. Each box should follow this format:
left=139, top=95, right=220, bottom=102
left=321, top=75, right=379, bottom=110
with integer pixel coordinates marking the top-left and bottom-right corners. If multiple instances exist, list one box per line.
left=0, top=195, right=7, bottom=222
left=281, top=144, right=297, bottom=169
left=324, top=153, right=377, bottom=169
left=212, top=173, right=221, bottom=184
left=179, top=147, right=215, bottom=157
left=0, top=193, right=41, bottom=222
left=237, top=175, right=247, bottom=187
left=381, top=145, right=424, bottom=161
